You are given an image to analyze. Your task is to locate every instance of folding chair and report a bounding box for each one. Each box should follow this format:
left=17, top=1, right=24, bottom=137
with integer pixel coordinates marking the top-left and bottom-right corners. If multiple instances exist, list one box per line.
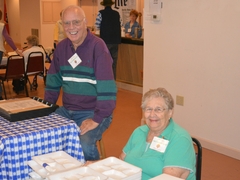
left=192, top=137, right=202, bottom=180
left=0, top=55, right=28, bottom=99
left=25, top=52, right=44, bottom=90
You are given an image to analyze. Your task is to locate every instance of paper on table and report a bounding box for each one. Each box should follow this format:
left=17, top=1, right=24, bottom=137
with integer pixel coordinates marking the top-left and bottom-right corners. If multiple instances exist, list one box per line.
left=7, top=51, right=18, bottom=56
left=0, top=98, right=49, bottom=112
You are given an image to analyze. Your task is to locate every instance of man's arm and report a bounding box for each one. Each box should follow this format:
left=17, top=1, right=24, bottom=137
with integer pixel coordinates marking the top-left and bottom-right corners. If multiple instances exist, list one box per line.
left=91, top=39, right=117, bottom=124
left=44, top=54, right=62, bottom=104
left=2, top=25, right=18, bottom=52
left=95, top=12, right=102, bottom=29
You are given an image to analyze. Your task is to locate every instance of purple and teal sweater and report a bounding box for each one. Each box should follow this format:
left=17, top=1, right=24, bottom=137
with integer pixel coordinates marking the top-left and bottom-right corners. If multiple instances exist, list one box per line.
left=44, top=30, right=117, bottom=124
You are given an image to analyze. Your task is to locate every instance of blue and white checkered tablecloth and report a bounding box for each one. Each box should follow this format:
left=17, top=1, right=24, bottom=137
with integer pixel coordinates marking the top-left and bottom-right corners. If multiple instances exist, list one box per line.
left=0, top=113, right=85, bottom=180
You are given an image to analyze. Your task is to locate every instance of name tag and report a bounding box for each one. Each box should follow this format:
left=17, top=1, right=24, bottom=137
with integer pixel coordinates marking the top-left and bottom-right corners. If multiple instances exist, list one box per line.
left=128, top=28, right=131, bottom=32
left=150, top=136, right=169, bottom=153
left=68, top=53, right=82, bottom=69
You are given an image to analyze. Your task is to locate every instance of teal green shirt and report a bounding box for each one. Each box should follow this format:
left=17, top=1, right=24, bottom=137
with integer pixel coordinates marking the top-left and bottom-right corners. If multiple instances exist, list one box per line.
left=123, top=119, right=196, bottom=180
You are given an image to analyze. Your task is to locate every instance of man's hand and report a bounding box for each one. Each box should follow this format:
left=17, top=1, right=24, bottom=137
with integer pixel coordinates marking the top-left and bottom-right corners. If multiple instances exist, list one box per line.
left=80, top=119, right=99, bottom=135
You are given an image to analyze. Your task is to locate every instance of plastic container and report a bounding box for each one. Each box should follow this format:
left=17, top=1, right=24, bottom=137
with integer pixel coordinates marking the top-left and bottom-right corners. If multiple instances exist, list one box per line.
left=48, top=167, right=108, bottom=180
left=28, top=151, right=83, bottom=179
left=88, top=157, right=142, bottom=180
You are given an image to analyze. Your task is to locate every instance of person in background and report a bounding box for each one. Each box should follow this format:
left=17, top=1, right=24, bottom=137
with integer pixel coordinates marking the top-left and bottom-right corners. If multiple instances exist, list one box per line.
left=53, top=11, right=66, bottom=48
left=11, top=35, right=45, bottom=93
left=44, top=5, right=117, bottom=161
left=95, top=0, right=121, bottom=80
left=0, top=10, right=22, bottom=100
left=22, top=35, right=45, bottom=70
left=124, top=9, right=142, bottom=38
left=119, top=88, right=196, bottom=180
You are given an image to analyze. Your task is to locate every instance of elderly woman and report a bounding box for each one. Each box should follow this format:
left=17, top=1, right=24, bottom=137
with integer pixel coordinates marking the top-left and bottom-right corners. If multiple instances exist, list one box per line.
left=119, top=88, right=196, bottom=180
left=12, top=35, right=46, bottom=93
left=21, top=35, right=46, bottom=90
left=23, top=35, right=45, bottom=70
left=124, top=9, right=142, bottom=38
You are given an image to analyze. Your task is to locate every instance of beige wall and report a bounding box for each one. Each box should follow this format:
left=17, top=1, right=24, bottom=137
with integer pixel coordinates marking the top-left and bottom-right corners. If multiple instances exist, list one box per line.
left=20, top=0, right=41, bottom=47
left=143, top=0, right=240, bottom=160
left=40, top=0, right=78, bottom=49
left=79, top=0, right=98, bottom=29
left=7, top=0, right=78, bottom=49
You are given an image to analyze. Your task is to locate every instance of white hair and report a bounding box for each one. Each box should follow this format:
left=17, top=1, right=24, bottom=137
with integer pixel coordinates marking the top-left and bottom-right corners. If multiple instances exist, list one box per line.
left=62, top=5, right=86, bottom=20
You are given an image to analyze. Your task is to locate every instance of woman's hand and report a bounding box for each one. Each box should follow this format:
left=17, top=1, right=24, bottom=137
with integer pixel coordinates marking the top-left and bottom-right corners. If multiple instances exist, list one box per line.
left=119, top=152, right=126, bottom=160
left=163, top=167, right=190, bottom=179
left=84, top=160, right=99, bottom=166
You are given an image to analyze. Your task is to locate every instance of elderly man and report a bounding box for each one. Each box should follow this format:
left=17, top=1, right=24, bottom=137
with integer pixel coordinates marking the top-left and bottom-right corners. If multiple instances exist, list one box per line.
left=44, top=5, right=117, bottom=161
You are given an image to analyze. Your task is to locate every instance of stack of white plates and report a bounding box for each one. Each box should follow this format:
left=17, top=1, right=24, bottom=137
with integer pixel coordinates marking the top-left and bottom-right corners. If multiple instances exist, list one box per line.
left=88, top=157, right=142, bottom=180
left=28, top=153, right=142, bottom=180
left=27, top=151, right=84, bottom=180
left=48, top=167, right=108, bottom=180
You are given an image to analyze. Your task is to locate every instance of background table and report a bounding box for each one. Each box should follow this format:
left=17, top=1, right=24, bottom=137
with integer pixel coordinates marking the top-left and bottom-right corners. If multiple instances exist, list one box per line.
left=1, top=52, right=19, bottom=66
left=0, top=113, right=85, bottom=180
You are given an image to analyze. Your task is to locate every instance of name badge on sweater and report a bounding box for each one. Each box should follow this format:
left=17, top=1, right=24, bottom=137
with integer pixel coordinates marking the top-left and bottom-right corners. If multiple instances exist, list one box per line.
left=68, top=53, right=82, bottom=69
left=150, top=136, right=169, bottom=153
left=128, top=28, right=131, bottom=33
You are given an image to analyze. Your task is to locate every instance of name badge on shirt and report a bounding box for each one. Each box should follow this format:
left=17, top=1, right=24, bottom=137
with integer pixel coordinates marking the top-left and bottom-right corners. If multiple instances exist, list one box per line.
left=128, top=28, right=131, bottom=33
left=150, top=136, right=169, bottom=153
left=68, top=53, right=82, bottom=69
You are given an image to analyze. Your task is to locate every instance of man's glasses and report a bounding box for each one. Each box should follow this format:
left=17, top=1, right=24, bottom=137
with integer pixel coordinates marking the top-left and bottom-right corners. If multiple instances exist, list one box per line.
left=144, top=107, right=166, bottom=114
left=63, top=18, right=85, bottom=27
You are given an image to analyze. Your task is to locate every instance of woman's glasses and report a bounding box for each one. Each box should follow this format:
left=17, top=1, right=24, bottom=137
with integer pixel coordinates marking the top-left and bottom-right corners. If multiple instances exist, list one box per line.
left=144, top=107, right=166, bottom=114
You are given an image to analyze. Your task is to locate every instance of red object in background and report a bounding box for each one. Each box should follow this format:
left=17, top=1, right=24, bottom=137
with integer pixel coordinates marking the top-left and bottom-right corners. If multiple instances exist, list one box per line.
left=4, top=0, right=9, bottom=34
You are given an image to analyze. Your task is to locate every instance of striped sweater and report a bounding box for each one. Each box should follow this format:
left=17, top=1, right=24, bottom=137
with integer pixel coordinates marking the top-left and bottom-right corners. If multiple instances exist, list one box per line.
left=44, top=30, right=117, bottom=123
